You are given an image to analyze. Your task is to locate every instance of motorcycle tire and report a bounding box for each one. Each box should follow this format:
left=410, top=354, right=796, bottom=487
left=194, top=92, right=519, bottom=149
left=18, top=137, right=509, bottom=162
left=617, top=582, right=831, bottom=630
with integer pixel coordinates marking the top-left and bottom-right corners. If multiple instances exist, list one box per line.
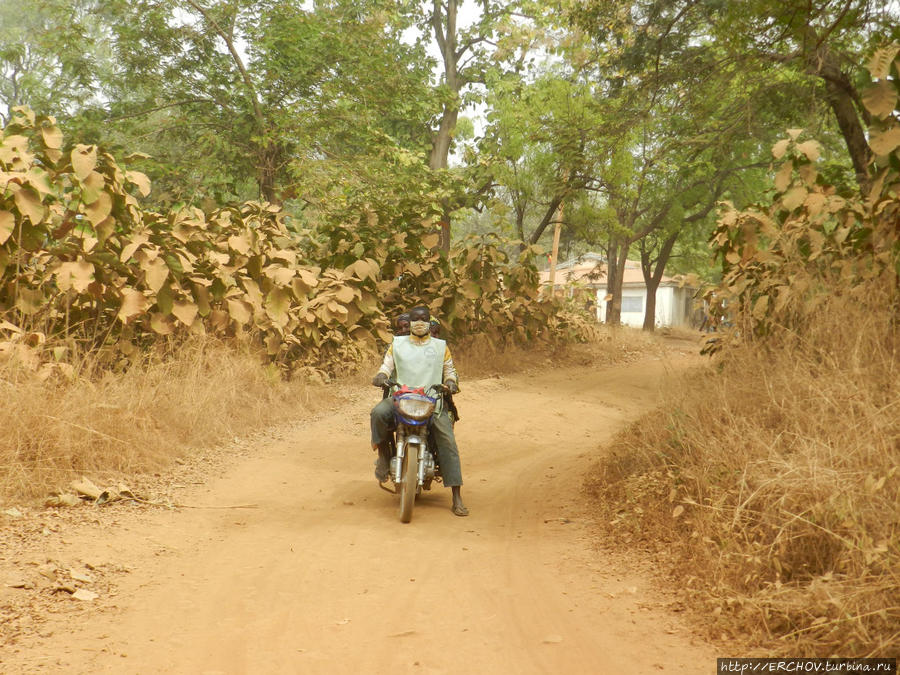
left=399, top=446, right=418, bottom=523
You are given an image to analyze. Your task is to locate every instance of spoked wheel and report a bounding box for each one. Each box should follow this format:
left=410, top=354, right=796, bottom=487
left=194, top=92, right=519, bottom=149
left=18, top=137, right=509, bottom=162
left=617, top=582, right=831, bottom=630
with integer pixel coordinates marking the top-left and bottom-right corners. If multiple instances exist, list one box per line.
left=398, top=447, right=418, bottom=523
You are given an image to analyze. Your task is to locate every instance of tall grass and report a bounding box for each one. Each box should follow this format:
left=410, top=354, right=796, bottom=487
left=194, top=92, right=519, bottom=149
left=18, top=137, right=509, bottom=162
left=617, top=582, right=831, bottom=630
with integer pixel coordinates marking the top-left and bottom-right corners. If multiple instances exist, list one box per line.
left=453, top=325, right=646, bottom=377
left=0, top=338, right=334, bottom=502
left=588, top=283, right=899, bottom=655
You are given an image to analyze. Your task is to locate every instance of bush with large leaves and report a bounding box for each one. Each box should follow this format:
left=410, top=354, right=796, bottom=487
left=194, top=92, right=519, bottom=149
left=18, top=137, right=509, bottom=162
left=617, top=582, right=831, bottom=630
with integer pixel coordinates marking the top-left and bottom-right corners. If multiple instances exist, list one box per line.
left=1, top=107, right=592, bottom=375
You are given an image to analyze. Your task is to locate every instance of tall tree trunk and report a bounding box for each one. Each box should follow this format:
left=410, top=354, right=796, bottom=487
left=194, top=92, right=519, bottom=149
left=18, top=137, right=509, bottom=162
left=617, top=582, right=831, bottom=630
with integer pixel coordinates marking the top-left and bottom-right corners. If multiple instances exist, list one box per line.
left=605, top=238, right=630, bottom=324
left=810, top=43, right=872, bottom=193
left=430, top=0, right=461, bottom=253
left=640, top=232, right=678, bottom=331
left=258, top=143, right=280, bottom=205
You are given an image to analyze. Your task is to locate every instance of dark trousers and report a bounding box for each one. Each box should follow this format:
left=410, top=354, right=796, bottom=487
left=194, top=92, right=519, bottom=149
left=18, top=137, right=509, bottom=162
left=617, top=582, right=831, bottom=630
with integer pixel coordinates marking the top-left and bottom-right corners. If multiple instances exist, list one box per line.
left=370, top=398, right=463, bottom=487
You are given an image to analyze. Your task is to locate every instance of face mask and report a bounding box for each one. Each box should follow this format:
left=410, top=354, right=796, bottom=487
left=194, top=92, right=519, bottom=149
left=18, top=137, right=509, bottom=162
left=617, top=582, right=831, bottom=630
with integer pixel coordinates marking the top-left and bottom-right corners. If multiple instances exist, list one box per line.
left=410, top=320, right=430, bottom=336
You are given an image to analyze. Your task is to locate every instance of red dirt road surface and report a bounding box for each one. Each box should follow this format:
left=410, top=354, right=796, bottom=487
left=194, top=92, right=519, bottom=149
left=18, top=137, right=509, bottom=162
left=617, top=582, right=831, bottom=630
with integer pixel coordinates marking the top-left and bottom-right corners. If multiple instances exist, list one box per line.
left=1, top=345, right=716, bottom=674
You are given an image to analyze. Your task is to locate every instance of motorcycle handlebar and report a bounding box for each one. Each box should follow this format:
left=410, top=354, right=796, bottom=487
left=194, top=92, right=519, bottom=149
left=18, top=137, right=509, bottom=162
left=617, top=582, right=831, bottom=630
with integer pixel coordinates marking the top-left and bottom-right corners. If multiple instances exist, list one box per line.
left=381, top=380, right=449, bottom=395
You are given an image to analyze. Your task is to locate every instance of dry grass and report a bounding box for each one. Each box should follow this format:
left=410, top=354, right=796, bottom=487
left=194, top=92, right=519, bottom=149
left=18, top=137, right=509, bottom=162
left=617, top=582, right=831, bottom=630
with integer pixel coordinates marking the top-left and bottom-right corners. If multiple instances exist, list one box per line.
left=0, top=338, right=337, bottom=503
left=1, top=323, right=643, bottom=506
left=587, top=286, right=900, bottom=655
left=454, top=324, right=663, bottom=378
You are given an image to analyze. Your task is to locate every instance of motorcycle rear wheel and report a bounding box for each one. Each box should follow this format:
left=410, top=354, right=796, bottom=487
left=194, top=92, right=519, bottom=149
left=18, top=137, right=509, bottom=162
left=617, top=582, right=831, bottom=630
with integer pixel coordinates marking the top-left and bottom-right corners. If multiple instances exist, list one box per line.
left=399, top=447, right=417, bottom=523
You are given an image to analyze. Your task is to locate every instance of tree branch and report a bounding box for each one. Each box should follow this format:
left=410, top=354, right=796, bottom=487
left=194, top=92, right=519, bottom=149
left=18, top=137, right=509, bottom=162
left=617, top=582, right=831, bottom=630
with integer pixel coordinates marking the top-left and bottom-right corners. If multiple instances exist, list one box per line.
left=182, top=0, right=265, bottom=133
left=104, top=98, right=218, bottom=122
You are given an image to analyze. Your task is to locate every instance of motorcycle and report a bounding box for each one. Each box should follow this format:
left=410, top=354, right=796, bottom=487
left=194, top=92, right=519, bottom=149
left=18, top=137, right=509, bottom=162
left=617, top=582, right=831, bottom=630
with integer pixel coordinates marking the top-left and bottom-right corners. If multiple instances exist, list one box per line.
left=379, top=379, right=447, bottom=523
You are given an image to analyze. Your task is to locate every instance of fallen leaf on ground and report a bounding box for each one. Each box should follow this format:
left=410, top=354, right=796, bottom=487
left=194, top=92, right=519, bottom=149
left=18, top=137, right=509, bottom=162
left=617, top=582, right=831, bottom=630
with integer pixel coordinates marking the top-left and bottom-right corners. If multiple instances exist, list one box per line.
left=68, top=568, right=95, bottom=583
left=72, top=589, right=98, bottom=602
left=45, top=494, right=80, bottom=507
left=71, top=477, right=102, bottom=500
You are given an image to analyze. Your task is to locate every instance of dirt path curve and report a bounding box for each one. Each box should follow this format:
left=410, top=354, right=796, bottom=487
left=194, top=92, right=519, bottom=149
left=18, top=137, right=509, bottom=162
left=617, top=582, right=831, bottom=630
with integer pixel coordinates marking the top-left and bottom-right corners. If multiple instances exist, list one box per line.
left=4, top=346, right=716, bottom=674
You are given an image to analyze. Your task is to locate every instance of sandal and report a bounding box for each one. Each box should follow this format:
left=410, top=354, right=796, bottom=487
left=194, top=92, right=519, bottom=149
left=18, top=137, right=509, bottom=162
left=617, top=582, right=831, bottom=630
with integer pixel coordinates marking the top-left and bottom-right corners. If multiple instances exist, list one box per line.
left=451, top=503, right=469, bottom=517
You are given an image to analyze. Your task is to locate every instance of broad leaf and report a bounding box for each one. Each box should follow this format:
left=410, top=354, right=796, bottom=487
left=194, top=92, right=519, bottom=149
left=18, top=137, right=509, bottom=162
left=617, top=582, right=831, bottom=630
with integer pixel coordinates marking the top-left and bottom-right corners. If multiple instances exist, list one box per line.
left=265, top=287, right=291, bottom=326
left=227, top=298, right=252, bottom=324
left=14, top=186, right=43, bottom=224
left=142, top=257, right=169, bottom=293
left=71, top=145, right=97, bottom=181
left=0, top=211, right=14, bottom=244
left=15, top=288, right=44, bottom=315
left=126, top=170, right=151, bottom=197
left=118, top=288, right=148, bottom=322
left=172, top=300, right=199, bottom=326
left=56, top=261, right=95, bottom=293
left=150, top=313, right=175, bottom=335
left=867, top=45, right=900, bottom=79
left=40, top=123, right=63, bottom=149
left=869, top=127, right=900, bottom=156
left=862, top=80, right=898, bottom=119
left=84, top=192, right=113, bottom=226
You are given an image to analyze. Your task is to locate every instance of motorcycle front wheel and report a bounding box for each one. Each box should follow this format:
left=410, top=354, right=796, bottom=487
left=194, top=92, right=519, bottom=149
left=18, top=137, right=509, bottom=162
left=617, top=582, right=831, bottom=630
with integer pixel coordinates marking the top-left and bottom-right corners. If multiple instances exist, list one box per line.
left=399, top=446, right=418, bottom=523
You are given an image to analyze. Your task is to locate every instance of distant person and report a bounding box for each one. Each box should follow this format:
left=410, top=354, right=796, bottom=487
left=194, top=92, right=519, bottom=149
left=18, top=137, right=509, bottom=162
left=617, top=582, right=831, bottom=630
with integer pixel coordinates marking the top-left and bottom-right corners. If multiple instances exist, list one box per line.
left=394, top=312, right=410, bottom=336
left=429, top=318, right=441, bottom=337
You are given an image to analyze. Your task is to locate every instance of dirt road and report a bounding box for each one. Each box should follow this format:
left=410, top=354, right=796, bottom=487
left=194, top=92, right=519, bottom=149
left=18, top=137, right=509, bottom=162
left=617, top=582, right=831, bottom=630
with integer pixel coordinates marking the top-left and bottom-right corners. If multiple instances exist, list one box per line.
left=2, top=345, right=716, bottom=674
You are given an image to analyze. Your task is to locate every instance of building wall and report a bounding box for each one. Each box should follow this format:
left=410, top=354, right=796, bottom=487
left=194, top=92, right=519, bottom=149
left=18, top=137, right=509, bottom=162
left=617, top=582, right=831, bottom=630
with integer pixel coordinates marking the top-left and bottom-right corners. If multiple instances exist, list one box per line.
left=596, top=285, right=692, bottom=328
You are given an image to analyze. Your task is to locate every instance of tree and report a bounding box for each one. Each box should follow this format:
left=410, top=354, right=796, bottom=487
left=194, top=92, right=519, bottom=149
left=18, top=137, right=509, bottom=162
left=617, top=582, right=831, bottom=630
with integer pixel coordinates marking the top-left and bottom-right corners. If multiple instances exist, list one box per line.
left=424, top=0, right=541, bottom=250
left=0, top=0, right=101, bottom=123
left=710, top=0, right=899, bottom=193
left=565, top=0, right=857, bottom=326
left=66, top=0, right=437, bottom=210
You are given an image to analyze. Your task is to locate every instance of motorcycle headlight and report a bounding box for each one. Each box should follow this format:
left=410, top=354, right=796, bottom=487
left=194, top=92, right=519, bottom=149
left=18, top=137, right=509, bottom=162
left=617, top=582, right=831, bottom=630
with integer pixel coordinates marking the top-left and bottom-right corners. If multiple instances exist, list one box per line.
left=395, top=395, right=435, bottom=421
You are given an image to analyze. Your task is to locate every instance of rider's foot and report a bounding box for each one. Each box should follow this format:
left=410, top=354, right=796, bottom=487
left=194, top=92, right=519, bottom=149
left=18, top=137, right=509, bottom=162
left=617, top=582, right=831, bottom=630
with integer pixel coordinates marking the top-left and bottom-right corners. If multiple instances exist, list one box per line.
left=374, top=456, right=389, bottom=482
left=450, top=486, right=468, bottom=516
left=451, top=501, right=469, bottom=517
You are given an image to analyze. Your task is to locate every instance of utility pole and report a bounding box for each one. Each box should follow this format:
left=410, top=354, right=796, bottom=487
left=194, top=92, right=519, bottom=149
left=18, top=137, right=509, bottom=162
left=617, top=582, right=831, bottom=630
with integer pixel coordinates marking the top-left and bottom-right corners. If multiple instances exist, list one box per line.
left=547, top=216, right=563, bottom=294
left=546, top=172, right=568, bottom=296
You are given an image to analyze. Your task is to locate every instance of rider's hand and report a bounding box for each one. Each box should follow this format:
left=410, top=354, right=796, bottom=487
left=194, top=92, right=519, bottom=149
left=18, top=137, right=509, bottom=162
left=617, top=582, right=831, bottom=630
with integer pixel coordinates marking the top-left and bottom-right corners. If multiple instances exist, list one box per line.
left=372, top=372, right=389, bottom=388
left=445, top=379, right=459, bottom=395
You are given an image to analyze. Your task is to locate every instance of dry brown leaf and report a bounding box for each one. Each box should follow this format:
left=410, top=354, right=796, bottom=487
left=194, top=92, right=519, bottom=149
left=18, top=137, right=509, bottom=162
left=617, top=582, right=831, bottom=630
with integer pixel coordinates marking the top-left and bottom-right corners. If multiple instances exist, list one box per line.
left=83, top=191, right=112, bottom=226
left=71, top=477, right=102, bottom=500
left=71, top=588, right=98, bottom=602
left=41, top=122, right=63, bottom=149
left=172, top=300, right=199, bottom=327
left=126, top=170, right=151, bottom=197
left=118, top=288, right=148, bottom=322
left=71, top=145, right=97, bottom=181
left=14, top=185, right=43, bottom=224
left=869, top=127, right=900, bottom=156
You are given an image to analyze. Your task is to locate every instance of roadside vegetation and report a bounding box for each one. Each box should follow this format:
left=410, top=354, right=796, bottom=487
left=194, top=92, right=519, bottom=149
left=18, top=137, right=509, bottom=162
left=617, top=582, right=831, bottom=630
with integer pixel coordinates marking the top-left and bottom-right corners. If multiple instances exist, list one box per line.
left=587, top=52, right=900, bottom=656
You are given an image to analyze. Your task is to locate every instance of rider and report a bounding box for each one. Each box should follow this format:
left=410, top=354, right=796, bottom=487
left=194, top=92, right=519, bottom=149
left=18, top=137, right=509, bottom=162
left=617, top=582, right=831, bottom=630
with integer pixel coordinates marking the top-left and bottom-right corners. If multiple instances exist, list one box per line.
left=394, top=312, right=411, bottom=336
left=370, top=305, right=468, bottom=516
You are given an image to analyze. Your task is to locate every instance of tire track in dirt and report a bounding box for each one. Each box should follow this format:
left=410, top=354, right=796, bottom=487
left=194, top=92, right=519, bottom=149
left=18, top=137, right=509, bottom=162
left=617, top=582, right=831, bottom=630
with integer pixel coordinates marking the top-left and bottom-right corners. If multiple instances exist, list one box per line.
left=1, top=346, right=716, bottom=674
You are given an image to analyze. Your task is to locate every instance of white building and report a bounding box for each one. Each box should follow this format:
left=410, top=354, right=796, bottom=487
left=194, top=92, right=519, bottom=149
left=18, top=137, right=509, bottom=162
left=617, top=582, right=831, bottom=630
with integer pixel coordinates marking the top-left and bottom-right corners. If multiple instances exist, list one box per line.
left=539, top=254, right=699, bottom=329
